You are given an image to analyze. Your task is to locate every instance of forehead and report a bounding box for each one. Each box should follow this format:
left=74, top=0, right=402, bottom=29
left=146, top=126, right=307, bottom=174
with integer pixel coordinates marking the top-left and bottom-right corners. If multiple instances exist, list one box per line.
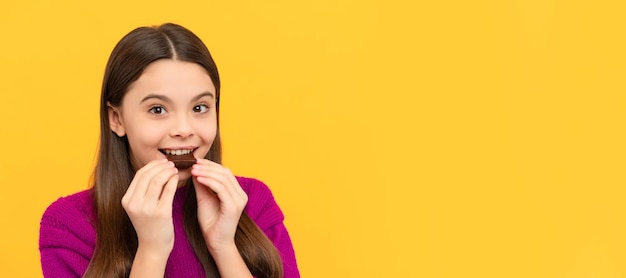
left=125, top=59, right=216, bottom=102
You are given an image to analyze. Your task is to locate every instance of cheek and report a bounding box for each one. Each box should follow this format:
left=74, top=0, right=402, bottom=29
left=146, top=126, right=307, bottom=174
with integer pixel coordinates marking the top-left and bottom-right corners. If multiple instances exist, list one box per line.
left=176, top=170, right=192, bottom=182
left=195, top=122, right=218, bottom=158
left=127, top=123, right=165, bottom=147
left=197, top=119, right=218, bottom=142
left=125, top=123, right=167, bottom=162
left=206, top=126, right=218, bottom=141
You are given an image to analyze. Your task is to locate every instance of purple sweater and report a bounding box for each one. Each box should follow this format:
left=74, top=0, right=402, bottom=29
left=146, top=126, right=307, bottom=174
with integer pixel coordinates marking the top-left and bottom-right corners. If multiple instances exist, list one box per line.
left=39, top=176, right=300, bottom=277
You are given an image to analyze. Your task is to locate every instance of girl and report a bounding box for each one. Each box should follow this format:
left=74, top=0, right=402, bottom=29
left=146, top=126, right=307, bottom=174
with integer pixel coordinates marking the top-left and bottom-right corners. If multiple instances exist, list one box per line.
left=39, top=23, right=299, bottom=278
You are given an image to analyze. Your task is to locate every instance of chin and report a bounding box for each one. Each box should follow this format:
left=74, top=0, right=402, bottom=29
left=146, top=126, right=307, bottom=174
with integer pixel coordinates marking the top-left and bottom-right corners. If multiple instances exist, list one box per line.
left=176, top=170, right=193, bottom=185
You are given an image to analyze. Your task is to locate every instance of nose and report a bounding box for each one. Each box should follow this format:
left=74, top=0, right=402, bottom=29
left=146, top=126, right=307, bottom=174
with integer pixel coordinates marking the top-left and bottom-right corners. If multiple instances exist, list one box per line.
left=170, top=113, right=194, bottom=138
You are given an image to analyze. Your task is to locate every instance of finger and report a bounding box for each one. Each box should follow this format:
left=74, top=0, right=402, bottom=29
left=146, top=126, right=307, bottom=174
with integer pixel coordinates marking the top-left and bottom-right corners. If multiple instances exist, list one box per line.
left=122, top=159, right=169, bottom=206
left=227, top=172, right=247, bottom=200
left=133, top=160, right=175, bottom=199
left=158, top=174, right=179, bottom=208
left=192, top=160, right=236, bottom=189
left=212, top=165, right=245, bottom=198
left=193, top=176, right=218, bottom=200
left=196, top=176, right=247, bottom=213
left=145, top=161, right=177, bottom=203
left=196, top=159, right=238, bottom=180
left=191, top=165, right=236, bottom=200
left=121, top=160, right=167, bottom=208
left=192, top=162, right=246, bottom=201
left=195, top=176, right=226, bottom=197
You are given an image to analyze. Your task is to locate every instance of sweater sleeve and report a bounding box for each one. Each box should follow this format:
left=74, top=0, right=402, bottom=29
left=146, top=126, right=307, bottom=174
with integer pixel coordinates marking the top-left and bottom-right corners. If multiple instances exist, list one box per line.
left=39, top=192, right=96, bottom=278
left=238, top=177, right=301, bottom=278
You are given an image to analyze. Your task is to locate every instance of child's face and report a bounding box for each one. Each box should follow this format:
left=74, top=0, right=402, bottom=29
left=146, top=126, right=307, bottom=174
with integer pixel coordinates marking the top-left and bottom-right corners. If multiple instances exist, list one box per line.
left=109, top=59, right=217, bottom=182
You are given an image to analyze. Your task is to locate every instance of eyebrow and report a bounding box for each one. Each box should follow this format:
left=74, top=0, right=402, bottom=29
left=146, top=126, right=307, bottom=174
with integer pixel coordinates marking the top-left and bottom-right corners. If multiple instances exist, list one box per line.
left=140, top=91, right=215, bottom=104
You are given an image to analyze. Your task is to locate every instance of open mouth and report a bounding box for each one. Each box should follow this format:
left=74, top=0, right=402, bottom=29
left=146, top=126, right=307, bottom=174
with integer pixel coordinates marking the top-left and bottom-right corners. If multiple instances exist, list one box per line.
left=159, top=148, right=197, bottom=169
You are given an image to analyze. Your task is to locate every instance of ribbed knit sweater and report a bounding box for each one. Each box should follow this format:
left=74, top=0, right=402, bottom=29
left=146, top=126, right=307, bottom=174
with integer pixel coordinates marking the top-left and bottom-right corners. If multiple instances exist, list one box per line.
left=39, top=176, right=300, bottom=277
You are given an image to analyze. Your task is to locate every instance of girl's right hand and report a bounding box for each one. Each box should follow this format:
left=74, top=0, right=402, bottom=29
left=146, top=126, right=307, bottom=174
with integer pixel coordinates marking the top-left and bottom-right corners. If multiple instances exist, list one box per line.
left=121, top=159, right=179, bottom=255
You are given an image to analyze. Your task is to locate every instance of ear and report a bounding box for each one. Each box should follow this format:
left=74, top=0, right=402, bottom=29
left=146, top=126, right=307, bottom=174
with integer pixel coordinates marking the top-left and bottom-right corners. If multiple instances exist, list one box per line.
left=107, top=102, right=126, bottom=137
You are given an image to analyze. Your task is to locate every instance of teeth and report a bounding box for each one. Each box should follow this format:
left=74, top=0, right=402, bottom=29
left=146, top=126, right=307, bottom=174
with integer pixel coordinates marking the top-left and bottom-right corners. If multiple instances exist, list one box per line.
left=164, top=149, right=192, bottom=155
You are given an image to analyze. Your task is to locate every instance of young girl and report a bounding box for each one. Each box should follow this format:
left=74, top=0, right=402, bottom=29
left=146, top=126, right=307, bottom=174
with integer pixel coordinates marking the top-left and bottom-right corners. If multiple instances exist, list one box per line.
left=39, top=23, right=299, bottom=278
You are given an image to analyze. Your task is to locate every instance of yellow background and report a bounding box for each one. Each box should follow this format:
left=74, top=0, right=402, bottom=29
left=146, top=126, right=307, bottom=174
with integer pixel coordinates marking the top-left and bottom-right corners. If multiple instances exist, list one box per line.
left=1, top=0, right=626, bottom=277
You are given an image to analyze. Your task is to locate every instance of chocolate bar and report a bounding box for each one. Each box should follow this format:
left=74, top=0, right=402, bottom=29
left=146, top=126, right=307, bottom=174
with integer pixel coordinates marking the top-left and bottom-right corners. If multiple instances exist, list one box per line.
left=166, top=153, right=196, bottom=169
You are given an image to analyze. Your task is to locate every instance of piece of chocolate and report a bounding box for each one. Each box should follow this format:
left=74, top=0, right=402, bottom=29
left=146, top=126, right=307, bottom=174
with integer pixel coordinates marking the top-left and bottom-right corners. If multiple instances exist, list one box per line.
left=166, top=153, right=196, bottom=169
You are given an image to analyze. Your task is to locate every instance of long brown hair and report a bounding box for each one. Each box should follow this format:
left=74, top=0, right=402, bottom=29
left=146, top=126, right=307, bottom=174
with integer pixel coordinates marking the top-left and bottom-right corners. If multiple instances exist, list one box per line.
left=84, top=23, right=283, bottom=278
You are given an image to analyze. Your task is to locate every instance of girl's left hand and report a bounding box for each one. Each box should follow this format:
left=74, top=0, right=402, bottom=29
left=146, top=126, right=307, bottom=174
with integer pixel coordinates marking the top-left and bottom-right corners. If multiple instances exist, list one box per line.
left=191, top=159, right=248, bottom=251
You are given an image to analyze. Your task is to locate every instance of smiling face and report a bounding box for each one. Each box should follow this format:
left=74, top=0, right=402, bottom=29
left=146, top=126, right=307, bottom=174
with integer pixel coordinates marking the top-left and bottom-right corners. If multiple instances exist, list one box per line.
left=108, top=59, right=217, bottom=182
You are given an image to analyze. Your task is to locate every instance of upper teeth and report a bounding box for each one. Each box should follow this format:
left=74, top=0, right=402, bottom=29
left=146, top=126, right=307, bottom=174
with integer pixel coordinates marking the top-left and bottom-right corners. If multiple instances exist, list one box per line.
left=164, top=149, right=192, bottom=155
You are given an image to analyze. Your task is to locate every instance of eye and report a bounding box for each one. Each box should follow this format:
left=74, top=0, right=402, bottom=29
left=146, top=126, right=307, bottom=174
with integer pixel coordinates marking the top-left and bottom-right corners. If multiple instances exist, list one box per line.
left=148, top=105, right=167, bottom=115
left=193, top=104, right=210, bottom=113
